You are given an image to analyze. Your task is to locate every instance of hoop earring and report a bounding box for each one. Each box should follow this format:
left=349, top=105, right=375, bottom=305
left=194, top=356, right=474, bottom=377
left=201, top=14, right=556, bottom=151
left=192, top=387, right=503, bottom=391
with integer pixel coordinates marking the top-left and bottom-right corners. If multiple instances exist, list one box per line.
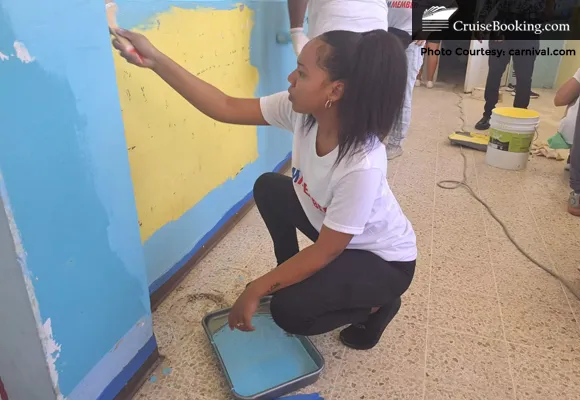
left=324, top=99, right=333, bottom=109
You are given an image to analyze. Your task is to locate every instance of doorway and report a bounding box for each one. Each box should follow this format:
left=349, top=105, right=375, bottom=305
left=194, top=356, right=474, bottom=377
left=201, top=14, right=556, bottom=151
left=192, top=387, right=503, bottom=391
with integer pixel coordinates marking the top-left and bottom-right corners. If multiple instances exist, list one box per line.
left=436, top=40, right=470, bottom=86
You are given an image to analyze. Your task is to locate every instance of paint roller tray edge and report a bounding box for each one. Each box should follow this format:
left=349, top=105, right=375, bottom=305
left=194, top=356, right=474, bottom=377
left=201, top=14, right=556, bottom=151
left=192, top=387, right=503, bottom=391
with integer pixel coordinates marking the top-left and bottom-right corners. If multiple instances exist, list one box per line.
left=202, top=297, right=325, bottom=400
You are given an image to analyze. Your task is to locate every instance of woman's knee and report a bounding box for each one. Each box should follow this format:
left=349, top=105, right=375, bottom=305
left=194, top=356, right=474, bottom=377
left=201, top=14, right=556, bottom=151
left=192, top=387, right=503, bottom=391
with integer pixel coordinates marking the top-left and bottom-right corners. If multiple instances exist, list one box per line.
left=270, top=293, right=311, bottom=336
left=253, top=172, right=280, bottom=204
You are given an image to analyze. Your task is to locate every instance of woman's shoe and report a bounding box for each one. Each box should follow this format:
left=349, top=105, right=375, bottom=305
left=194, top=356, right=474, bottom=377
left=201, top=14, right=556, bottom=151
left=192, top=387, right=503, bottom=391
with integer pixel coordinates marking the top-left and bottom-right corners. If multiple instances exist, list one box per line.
left=339, top=297, right=401, bottom=350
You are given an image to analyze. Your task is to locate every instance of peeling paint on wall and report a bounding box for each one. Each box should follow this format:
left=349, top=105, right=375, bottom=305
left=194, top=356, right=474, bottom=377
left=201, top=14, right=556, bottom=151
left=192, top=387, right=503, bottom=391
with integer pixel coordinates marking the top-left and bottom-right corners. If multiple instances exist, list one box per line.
left=13, top=41, right=34, bottom=63
left=0, top=171, right=62, bottom=400
left=41, top=318, right=62, bottom=397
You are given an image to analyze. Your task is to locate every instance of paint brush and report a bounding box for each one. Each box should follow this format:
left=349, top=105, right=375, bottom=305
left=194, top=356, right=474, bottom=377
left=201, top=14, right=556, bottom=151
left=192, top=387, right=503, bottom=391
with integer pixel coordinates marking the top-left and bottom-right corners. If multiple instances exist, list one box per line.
left=105, top=0, right=143, bottom=63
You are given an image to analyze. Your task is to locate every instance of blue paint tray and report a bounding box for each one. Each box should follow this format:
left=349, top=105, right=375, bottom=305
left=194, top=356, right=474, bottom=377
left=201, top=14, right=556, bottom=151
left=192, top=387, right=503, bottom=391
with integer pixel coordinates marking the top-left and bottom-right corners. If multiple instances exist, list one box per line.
left=202, top=297, right=325, bottom=400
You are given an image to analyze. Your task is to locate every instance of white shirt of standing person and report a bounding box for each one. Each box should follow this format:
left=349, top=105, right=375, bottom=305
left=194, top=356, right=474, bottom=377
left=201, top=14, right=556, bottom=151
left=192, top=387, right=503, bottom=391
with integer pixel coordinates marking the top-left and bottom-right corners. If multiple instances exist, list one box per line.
left=259, top=92, right=418, bottom=262
left=290, top=0, right=390, bottom=55
left=558, top=68, right=580, bottom=145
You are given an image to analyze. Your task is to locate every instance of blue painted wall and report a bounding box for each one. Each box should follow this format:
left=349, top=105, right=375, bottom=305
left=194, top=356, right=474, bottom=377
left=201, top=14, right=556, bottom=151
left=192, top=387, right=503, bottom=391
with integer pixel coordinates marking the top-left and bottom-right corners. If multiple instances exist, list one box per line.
left=0, top=0, right=294, bottom=397
left=0, top=0, right=153, bottom=398
left=113, top=0, right=295, bottom=290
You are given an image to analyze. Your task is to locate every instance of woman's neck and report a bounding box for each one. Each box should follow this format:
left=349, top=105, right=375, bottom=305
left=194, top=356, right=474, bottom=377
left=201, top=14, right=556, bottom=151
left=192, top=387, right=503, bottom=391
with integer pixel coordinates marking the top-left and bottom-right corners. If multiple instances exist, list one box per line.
left=313, top=109, right=340, bottom=157
left=313, top=109, right=339, bottom=140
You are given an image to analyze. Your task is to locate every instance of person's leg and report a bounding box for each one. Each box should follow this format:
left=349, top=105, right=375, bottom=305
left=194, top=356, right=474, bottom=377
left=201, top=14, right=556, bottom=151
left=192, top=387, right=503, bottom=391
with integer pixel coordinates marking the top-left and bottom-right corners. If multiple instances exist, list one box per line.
left=416, top=42, right=426, bottom=86
left=387, top=43, right=424, bottom=159
left=425, top=41, right=440, bottom=88
left=512, top=40, right=538, bottom=110
left=253, top=172, right=319, bottom=265
left=568, top=107, right=580, bottom=216
left=269, top=249, right=415, bottom=348
left=476, top=41, right=510, bottom=130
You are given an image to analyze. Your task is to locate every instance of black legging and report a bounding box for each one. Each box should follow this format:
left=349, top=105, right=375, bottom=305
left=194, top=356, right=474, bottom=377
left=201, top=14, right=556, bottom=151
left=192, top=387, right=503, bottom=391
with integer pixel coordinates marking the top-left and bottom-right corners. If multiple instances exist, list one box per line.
left=253, top=172, right=415, bottom=336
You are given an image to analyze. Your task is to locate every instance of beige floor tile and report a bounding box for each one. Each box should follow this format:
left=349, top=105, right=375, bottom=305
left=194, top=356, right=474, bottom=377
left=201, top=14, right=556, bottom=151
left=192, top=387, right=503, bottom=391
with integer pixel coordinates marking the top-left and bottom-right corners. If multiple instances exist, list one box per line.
left=500, top=295, right=580, bottom=353
left=493, top=258, right=570, bottom=310
left=508, top=343, right=580, bottom=400
left=332, top=366, right=424, bottom=400
left=342, top=319, right=427, bottom=380
left=425, top=328, right=514, bottom=398
left=138, top=327, right=231, bottom=400
left=434, top=187, right=484, bottom=216
left=487, top=236, right=553, bottom=274
left=428, top=286, right=503, bottom=339
left=425, top=380, right=513, bottom=400
left=432, top=211, right=489, bottom=263
left=430, top=252, right=496, bottom=297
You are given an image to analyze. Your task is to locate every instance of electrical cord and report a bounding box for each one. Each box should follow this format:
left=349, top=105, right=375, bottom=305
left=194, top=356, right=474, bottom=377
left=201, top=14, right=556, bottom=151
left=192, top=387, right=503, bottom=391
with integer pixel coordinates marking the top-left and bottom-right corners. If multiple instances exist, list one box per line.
left=438, top=89, right=580, bottom=301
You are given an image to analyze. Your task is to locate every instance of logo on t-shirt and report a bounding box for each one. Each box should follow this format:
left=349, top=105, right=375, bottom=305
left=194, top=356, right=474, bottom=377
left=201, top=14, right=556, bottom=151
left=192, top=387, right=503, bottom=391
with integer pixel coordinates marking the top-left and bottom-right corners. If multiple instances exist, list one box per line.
left=387, top=1, right=413, bottom=8
left=291, top=167, right=327, bottom=214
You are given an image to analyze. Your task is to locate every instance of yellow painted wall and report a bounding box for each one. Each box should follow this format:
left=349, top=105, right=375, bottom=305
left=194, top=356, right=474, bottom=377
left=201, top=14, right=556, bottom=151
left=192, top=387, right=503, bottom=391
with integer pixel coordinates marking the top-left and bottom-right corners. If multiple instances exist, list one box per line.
left=112, top=6, right=259, bottom=242
left=555, top=40, right=580, bottom=89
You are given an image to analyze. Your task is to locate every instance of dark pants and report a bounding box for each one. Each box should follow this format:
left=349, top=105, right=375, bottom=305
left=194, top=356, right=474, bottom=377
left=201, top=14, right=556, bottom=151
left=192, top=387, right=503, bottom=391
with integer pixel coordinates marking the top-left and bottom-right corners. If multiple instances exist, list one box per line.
left=253, top=172, right=415, bottom=336
left=484, top=40, right=539, bottom=117
left=571, top=105, right=580, bottom=193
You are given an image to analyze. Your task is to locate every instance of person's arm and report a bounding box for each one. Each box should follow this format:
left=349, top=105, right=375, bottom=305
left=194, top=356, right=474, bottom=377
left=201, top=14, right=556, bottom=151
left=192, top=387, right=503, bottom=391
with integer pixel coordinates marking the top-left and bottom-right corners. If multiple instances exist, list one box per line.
left=228, top=168, right=385, bottom=330
left=113, top=29, right=267, bottom=126
left=152, top=52, right=267, bottom=125
left=288, top=0, right=310, bottom=55
left=248, top=168, right=383, bottom=298
left=554, top=69, right=580, bottom=107
left=288, top=0, right=308, bottom=29
left=248, top=226, right=352, bottom=298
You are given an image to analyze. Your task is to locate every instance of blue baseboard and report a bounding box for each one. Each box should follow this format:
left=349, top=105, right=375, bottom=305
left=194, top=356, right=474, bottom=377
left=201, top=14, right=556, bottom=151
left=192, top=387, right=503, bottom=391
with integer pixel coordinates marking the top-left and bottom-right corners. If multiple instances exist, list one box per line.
left=97, top=335, right=158, bottom=400
left=148, top=152, right=292, bottom=295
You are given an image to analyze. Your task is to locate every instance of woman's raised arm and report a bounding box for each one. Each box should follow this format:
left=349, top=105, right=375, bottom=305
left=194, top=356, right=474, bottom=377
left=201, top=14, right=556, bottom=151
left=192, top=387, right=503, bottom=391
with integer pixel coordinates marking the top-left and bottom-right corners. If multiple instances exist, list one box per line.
left=112, top=29, right=268, bottom=126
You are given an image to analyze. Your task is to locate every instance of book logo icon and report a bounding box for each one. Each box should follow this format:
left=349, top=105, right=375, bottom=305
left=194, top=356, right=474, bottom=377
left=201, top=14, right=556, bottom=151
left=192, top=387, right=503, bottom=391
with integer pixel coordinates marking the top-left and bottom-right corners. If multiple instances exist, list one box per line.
left=422, top=6, right=458, bottom=32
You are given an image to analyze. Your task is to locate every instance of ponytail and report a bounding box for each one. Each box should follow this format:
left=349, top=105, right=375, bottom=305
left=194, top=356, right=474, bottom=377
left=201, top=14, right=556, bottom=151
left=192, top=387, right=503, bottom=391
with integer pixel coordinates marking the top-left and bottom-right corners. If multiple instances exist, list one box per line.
left=315, top=29, right=407, bottom=165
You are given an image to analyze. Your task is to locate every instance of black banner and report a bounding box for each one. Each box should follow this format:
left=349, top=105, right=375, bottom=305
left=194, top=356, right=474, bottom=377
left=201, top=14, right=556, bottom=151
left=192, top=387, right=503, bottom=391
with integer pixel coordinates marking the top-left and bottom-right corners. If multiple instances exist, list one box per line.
left=409, top=0, right=579, bottom=41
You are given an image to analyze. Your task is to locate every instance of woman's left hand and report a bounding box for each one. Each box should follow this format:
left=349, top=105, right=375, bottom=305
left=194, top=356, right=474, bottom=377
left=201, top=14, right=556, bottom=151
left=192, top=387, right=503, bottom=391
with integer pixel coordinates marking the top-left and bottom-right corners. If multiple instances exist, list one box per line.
left=228, top=288, right=260, bottom=332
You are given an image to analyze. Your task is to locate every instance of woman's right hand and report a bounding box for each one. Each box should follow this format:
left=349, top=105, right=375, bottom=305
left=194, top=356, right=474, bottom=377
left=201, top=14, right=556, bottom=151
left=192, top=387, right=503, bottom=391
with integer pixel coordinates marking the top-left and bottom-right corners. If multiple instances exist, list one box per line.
left=111, top=29, right=161, bottom=69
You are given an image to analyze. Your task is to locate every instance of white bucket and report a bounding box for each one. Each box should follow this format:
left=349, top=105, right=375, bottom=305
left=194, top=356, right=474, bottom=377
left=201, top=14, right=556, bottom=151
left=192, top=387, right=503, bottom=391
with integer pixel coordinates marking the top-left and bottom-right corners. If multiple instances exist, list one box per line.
left=486, top=107, right=539, bottom=171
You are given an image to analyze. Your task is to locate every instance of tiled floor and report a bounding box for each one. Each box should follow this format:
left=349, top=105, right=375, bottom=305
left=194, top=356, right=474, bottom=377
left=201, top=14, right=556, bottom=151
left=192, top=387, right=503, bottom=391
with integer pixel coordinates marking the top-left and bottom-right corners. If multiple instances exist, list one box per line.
left=136, top=84, right=580, bottom=400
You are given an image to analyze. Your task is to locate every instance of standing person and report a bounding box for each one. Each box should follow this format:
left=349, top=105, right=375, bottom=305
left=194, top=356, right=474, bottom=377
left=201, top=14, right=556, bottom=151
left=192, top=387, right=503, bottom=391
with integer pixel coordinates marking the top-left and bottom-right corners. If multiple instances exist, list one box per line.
left=287, top=0, right=389, bottom=56
left=569, top=97, right=580, bottom=216
left=553, top=67, right=580, bottom=216
left=552, top=67, right=580, bottom=171
left=474, top=0, right=553, bottom=130
left=387, top=0, right=426, bottom=159
left=416, top=37, right=441, bottom=88
left=112, top=28, right=417, bottom=349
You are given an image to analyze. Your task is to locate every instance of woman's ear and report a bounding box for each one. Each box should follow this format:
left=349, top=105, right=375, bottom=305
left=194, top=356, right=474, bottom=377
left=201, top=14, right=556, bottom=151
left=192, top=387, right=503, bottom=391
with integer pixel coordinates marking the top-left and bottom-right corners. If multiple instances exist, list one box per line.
left=329, top=81, right=345, bottom=102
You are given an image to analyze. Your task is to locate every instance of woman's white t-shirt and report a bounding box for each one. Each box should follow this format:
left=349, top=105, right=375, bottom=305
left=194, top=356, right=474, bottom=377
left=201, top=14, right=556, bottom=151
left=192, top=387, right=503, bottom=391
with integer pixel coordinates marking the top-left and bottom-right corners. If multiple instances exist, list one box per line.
left=260, top=92, right=417, bottom=262
left=307, top=0, right=389, bottom=38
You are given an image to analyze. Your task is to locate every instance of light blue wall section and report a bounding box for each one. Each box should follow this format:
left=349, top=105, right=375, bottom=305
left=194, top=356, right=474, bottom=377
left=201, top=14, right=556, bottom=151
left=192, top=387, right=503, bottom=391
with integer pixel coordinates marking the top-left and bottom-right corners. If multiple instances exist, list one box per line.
left=506, top=40, right=565, bottom=89
left=532, top=40, right=565, bottom=88
left=113, top=0, right=295, bottom=289
left=0, top=1, right=153, bottom=398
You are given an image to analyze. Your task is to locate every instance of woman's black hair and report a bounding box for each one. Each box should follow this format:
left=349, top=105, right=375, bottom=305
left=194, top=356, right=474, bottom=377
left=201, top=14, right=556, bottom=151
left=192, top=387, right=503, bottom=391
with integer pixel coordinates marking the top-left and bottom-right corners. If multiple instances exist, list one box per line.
left=306, top=29, right=407, bottom=165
